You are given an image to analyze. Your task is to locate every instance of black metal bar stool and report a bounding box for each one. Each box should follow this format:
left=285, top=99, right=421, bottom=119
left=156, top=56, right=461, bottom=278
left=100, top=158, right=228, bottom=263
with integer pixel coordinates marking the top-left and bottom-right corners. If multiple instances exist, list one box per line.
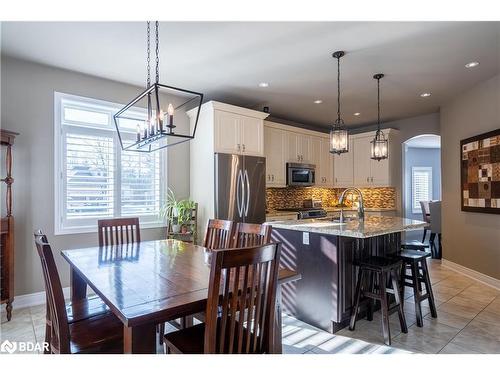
left=397, top=249, right=438, bottom=326
left=349, top=256, right=408, bottom=346
left=401, top=240, right=429, bottom=252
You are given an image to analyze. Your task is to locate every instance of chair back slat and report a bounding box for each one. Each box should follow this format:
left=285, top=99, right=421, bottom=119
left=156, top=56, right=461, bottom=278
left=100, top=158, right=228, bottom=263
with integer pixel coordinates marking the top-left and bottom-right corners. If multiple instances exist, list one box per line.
left=203, top=219, right=234, bottom=250
left=231, top=223, right=272, bottom=248
left=34, top=230, right=71, bottom=354
left=98, top=218, right=140, bottom=247
left=204, top=243, right=281, bottom=354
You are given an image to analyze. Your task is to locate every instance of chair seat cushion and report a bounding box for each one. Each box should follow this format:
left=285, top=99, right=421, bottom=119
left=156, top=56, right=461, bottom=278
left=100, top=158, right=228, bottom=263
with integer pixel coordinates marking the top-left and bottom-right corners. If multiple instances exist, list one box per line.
left=401, top=240, right=429, bottom=251
left=66, top=295, right=111, bottom=324
left=69, top=313, right=123, bottom=354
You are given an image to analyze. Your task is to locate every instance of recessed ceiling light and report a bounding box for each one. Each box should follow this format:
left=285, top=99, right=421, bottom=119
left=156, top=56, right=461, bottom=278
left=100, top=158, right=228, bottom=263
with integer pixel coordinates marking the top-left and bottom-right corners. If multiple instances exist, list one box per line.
left=465, top=61, right=480, bottom=69
left=353, top=112, right=361, bottom=116
left=314, top=99, right=323, bottom=104
left=420, top=92, right=431, bottom=98
left=258, top=82, right=269, bottom=88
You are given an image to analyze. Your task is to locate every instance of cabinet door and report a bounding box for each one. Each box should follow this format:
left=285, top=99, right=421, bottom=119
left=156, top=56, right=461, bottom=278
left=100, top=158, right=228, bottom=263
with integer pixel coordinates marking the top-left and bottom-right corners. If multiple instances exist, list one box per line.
left=240, top=116, right=264, bottom=156
left=264, top=126, right=286, bottom=186
left=321, top=138, right=334, bottom=186
left=299, top=135, right=312, bottom=163
left=286, top=132, right=301, bottom=163
left=370, top=153, right=390, bottom=186
left=333, top=139, right=354, bottom=187
left=310, top=136, right=323, bottom=185
left=353, top=136, right=372, bottom=186
left=214, top=110, right=241, bottom=154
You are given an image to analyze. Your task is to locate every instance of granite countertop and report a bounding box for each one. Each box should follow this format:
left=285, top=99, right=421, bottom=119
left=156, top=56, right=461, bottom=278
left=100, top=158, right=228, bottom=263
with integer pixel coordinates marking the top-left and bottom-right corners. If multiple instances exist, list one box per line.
left=268, top=216, right=426, bottom=239
left=323, top=207, right=396, bottom=212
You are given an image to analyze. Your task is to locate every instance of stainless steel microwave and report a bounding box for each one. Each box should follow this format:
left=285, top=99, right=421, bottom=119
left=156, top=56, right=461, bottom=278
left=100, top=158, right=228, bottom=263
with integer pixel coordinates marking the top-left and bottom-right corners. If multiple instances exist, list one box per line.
left=286, top=163, right=315, bottom=187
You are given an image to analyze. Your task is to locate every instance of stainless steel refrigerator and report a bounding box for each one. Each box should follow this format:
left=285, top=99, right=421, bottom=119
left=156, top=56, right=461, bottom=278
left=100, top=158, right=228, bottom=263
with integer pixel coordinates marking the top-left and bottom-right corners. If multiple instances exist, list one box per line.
left=214, top=153, right=266, bottom=224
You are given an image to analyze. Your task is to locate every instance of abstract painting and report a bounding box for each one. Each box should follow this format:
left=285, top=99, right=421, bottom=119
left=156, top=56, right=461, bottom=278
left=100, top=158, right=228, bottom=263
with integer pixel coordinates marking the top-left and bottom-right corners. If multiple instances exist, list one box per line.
left=461, top=128, right=500, bottom=214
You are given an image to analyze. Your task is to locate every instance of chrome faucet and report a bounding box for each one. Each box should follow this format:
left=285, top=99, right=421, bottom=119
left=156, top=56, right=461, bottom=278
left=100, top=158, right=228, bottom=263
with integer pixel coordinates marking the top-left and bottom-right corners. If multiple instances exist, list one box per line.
left=338, top=187, right=365, bottom=222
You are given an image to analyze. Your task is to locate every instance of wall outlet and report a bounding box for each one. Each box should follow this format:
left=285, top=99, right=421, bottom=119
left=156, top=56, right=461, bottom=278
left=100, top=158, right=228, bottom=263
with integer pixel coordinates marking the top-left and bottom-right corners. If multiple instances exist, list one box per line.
left=302, top=232, right=309, bottom=245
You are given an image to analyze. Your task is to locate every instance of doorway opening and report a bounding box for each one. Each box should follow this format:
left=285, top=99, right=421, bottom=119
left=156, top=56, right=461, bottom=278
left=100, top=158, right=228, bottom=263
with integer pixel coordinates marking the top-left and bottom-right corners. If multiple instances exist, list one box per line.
left=402, top=134, right=441, bottom=243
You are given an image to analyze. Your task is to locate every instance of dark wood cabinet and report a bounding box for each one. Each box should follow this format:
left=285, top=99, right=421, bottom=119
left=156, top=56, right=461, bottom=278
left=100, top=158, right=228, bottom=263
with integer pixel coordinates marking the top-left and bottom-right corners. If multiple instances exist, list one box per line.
left=1, top=130, right=18, bottom=321
left=273, top=228, right=400, bottom=333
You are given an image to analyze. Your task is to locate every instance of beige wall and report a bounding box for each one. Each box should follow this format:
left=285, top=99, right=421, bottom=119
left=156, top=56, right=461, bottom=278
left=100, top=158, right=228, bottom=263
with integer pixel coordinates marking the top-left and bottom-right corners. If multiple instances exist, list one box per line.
left=440, top=73, right=500, bottom=279
left=0, top=56, right=190, bottom=295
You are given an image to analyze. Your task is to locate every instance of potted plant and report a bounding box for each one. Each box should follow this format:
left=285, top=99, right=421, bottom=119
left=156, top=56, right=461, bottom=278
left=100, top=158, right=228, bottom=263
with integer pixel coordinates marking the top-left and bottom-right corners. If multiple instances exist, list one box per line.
left=160, top=189, right=196, bottom=235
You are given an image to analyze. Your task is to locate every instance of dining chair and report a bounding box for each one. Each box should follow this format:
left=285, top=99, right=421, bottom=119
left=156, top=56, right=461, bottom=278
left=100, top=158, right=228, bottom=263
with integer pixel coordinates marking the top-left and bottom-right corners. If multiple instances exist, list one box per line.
left=428, top=201, right=442, bottom=259
left=419, top=200, right=431, bottom=243
left=34, top=230, right=112, bottom=353
left=98, top=217, right=140, bottom=246
left=164, top=242, right=282, bottom=354
left=34, top=232, right=123, bottom=354
left=203, top=219, right=235, bottom=249
left=231, top=223, right=272, bottom=248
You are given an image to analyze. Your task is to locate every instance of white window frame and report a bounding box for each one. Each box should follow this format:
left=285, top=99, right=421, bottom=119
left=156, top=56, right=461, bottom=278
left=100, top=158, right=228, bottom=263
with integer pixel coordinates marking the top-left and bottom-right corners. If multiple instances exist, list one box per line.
left=54, top=92, right=167, bottom=235
left=412, top=166, right=433, bottom=214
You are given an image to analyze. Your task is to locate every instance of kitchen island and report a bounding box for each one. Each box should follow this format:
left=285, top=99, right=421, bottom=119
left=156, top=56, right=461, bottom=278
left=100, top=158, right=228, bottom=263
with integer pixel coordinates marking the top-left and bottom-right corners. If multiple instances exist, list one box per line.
left=269, top=216, right=426, bottom=333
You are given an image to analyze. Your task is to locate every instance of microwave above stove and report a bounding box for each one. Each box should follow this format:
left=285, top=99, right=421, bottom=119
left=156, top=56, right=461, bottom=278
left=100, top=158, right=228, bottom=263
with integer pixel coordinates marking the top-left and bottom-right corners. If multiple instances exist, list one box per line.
left=286, top=163, right=315, bottom=187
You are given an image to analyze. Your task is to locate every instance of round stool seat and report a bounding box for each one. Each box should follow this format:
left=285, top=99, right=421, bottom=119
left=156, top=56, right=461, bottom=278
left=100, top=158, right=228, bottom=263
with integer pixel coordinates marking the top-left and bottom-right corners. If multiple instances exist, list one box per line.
left=399, top=249, right=431, bottom=261
left=358, top=256, right=402, bottom=271
left=401, top=240, right=429, bottom=251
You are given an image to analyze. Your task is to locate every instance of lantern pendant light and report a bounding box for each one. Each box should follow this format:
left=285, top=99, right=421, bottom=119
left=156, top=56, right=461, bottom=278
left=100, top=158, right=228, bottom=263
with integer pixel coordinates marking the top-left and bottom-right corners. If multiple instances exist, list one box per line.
left=113, top=21, right=203, bottom=153
left=370, top=73, right=388, bottom=161
left=329, top=51, right=349, bottom=155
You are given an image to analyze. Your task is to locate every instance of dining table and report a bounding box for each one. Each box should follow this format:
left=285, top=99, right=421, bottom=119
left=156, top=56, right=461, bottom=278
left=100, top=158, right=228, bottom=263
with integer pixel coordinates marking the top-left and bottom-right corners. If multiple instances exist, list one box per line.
left=61, top=239, right=300, bottom=354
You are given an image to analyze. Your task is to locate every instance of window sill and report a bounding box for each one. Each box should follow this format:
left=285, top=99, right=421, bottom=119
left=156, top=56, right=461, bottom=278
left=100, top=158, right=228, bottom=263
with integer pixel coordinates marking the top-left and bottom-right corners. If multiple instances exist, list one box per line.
left=54, top=221, right=166, bottom=236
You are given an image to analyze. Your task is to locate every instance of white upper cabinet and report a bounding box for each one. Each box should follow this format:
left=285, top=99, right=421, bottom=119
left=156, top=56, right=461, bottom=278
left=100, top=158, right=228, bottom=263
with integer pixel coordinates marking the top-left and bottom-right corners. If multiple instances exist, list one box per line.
left=312, top=136, right=333, bottom=186
left=333, top=139, right=354, bottom=187
left=206, top=101, right=268, bottom=157
left=351, top=130, right=399, bottom=187
left=264, top=125, right=286, bottom=187
left=286, top=131, right=311, bottom=163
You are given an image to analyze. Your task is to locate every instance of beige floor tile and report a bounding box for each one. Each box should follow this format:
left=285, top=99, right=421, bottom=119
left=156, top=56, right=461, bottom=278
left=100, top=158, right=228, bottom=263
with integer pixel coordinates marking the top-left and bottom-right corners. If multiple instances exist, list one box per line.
left=424, top=310, right=471, bottom=330
left=473, top=308, right=500, bottom=327
left=435, top=276, right=475, bottom=290
left=391, top=331, right=449, bottom=354
left=448, top=295, right=492, bottom=310
left=485, top=297, right=500, bottom=313
left=439, top=342, right=482, bottom=354
left=450, top=330, right=500, bottom=354
left=462, top=319, right=500, bottom=341
left=312, top=335, right=380, bottom=354
left=437, top=299, right=483, bottom=319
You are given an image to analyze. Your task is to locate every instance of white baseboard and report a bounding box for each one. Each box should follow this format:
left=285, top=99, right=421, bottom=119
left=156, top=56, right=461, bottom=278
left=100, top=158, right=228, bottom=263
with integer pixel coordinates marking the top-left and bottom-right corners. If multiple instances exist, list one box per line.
left=442, top=259, right=500, bottom=291
left=1, top=287, right=71, bottom=310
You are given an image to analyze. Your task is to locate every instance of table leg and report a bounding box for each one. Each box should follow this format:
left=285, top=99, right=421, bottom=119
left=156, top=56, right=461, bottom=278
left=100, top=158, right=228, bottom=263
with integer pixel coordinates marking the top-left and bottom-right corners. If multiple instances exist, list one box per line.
left=124, top=324, right=157, bottom=354
left=70, top=268, right=87, bottom=301
left=272, top=285, right=283, bottom=354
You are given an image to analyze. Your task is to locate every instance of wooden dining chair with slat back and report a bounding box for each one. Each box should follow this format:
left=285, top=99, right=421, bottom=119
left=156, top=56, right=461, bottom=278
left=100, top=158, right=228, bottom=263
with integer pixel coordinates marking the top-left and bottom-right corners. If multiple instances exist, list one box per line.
left=164, top=242, right=282, bottom=354
left=34, top=230, right=111, bottom=354
left=34, top=233, right=123, bottom=354
left=98, top=217, right=140, bottom=246
left=203, top=219, right=235, bottom=249
left=231, top=223, right=272, bottom=248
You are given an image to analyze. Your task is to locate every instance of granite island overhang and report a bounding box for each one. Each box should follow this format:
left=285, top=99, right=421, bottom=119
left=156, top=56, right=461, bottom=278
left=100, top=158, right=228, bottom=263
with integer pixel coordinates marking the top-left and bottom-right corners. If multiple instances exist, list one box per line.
left=268, top=216, right=426, bottom=333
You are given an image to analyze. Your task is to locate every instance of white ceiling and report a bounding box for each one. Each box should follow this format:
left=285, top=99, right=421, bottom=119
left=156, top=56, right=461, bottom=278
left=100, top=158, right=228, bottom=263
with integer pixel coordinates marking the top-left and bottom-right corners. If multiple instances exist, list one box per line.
left=2, top=22, right=499, bottom=128
left=405, top=134, right=441, bottom=148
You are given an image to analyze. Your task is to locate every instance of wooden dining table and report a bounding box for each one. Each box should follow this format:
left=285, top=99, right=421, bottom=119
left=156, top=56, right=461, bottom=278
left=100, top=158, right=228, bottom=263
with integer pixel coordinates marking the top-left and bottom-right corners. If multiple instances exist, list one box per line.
left=61, top=239, right=300, bottom=354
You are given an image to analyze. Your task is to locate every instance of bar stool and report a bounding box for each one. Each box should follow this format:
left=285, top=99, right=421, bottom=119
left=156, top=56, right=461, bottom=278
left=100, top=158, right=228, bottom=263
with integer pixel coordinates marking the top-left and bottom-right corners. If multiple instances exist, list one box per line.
left=349, top=256, right=408, bottom=346
left=401, top=240, right=429, bottom=252
left=397, top=249, right=437, bottom=327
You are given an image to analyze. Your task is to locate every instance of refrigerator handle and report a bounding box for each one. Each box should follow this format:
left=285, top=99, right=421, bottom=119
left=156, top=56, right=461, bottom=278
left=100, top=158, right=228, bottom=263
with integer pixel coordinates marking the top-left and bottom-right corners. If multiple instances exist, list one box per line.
left=237, top=169, right=243, bottom=217
left=244, top=169, right=250, bottom=217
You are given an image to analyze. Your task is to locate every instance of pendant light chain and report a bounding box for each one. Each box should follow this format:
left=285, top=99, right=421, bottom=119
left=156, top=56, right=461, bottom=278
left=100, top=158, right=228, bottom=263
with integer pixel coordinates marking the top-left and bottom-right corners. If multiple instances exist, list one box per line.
left=377, top=75, right=381, bottom=131
left=337, top=55, right=341, bottom=124
left=155, top=21, right=160, bottom=84
left=146, top=22, right=151, bottom=88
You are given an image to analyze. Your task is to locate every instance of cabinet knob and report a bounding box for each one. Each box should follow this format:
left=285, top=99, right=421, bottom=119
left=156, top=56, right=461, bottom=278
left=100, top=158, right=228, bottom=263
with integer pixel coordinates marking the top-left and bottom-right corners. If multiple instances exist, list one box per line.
left=272, top=175, right=275, bottom=181
left=371, top=177, right=373, bottom=182
left=237, top=144, right=241, bottom=151
left=242, top=144, right=245, bottom=152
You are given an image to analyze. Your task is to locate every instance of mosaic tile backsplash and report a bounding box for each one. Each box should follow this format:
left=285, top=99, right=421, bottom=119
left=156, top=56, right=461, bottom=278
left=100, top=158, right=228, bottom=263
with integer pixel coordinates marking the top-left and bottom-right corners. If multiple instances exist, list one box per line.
left=266, top=187, right=396, bottom=211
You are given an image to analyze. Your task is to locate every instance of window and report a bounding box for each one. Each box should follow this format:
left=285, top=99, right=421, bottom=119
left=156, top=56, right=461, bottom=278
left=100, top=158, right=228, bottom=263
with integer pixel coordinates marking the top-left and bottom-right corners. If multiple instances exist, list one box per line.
left=412, top=167, right=432, bottom=213
left=55, top=92, right=166, bottom=234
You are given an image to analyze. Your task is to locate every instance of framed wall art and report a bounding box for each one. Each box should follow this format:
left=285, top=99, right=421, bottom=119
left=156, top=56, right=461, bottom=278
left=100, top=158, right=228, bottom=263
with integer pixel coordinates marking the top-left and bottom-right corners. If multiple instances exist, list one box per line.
left=461, top=128, right=500, bottom=214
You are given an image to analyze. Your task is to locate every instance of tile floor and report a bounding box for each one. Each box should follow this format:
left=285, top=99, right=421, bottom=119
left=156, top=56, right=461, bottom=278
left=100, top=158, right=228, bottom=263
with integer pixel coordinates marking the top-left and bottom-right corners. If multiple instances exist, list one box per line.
left=2, top=259, right=500, bottom=354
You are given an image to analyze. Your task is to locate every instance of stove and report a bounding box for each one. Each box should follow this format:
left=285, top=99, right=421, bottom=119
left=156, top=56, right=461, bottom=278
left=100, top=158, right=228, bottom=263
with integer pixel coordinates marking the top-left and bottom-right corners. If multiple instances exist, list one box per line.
left=277, top=207, right=327, bottom=220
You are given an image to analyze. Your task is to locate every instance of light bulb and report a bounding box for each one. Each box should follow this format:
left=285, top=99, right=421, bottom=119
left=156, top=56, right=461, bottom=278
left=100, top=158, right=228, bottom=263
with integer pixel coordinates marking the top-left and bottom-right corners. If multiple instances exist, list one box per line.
left=167, top=103, right=174, bottom=116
